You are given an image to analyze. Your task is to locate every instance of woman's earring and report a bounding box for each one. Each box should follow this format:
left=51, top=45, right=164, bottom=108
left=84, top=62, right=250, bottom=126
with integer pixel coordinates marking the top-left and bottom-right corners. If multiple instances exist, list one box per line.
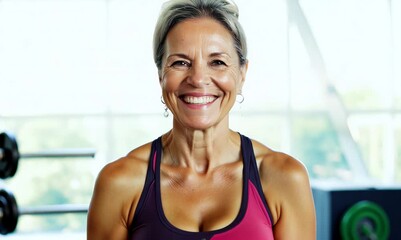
left=163, top=107, right=169, bottom=118
left=161, top=96, right=169, bottom=117
left=236, top=93, right=244, bottom=103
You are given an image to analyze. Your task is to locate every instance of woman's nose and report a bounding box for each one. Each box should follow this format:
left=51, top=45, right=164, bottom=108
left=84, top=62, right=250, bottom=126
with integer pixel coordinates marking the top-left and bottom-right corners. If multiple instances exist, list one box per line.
left=187, top=63, right=211, bottom=86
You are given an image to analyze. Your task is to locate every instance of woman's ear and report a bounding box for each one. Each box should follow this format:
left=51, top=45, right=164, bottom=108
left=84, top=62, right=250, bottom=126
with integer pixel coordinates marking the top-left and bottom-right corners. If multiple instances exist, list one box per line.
left=238, top=60, right=249, bottom=91
left=158, top=70, right=163, bottom=85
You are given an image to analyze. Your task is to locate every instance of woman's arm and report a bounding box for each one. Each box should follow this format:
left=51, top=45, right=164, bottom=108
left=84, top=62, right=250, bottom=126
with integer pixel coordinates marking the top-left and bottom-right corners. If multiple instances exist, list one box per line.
left=87, top=163, right=128, bottom=240
left=260, top=152, right=316, bottom=239
left=87, top=154, right=148, bottom=240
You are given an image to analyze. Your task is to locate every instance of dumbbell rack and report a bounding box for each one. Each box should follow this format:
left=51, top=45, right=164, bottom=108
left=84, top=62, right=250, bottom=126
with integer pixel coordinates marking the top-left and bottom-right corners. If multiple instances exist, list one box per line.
left=0, top=132, right=95, bottom=235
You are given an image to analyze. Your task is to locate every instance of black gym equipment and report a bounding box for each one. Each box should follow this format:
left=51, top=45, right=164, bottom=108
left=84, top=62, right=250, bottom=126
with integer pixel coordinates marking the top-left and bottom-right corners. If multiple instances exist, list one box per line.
left=0, top=188, right=88, bottom=235
left=313, top=182, right=401, bottom=240
left=0, top=188, right=18, bottom=235
left=0, top=132, right=96, bottom=179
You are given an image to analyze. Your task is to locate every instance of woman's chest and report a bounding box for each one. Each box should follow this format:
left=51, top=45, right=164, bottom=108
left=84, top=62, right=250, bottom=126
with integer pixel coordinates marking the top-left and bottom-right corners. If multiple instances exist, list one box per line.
left=159, top=169, right=243, bottom=232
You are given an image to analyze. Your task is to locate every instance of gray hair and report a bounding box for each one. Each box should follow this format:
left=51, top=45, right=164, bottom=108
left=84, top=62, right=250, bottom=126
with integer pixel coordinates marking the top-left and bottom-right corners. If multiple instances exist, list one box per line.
left=153, top=0, right=248, bottom=70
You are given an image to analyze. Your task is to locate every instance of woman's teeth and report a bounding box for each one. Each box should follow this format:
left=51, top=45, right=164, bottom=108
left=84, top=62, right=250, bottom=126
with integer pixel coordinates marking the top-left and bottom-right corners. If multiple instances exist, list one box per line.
left=183, top=96, right=216, bottom=104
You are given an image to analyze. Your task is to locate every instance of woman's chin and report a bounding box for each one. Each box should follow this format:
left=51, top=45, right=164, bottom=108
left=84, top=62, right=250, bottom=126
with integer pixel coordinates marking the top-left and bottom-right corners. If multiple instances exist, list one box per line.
left=176, top=116, right=221, bottom=131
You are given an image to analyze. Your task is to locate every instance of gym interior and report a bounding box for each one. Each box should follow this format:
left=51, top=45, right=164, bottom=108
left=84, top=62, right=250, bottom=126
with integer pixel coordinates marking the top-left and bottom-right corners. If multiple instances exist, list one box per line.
left=1, top=0, right=401, bottom=239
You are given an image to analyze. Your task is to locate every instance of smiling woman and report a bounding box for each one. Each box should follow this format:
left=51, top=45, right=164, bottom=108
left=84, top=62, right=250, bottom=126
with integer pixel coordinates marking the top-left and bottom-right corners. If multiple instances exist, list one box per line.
left=160, top=17, right=246, bottom=130
left=1, top=0, right=399, bottom=238
left=87, top=0, right=316, bottom=240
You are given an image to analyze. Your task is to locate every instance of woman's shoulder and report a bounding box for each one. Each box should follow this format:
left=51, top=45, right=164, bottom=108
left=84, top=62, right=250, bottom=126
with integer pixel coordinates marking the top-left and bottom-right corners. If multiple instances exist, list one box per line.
left=91, top=141, right=154, bottom=215
left=250, top=138, right=313, bottom=223
left=249, top=138, right=316, bottom=236
left=88, top=141, right=154, bottom=233
left=250, top=138, right=309, bottom=181
left=96, top=141, right=153, bottom=191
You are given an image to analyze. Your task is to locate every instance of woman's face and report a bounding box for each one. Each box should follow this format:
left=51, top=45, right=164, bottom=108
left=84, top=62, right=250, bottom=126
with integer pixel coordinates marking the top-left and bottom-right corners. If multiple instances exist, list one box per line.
left=160, top=17, right=247, bottom=130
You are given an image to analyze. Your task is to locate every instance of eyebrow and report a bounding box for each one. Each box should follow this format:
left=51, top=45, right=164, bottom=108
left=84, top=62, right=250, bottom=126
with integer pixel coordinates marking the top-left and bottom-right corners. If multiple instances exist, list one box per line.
left=167, top=53, right=188, bottom=60
left=167, top=52, right=231, bottom=60
left=209, top=52, right=231, bottom=58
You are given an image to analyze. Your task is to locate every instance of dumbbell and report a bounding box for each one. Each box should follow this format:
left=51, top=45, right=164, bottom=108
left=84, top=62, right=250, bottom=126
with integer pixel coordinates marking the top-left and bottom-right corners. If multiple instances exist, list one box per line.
left=0, top=188, right=88, bottom=235
left=340, top=200, right=390, bottom=240
left=0, top=132, right=95, bottom=179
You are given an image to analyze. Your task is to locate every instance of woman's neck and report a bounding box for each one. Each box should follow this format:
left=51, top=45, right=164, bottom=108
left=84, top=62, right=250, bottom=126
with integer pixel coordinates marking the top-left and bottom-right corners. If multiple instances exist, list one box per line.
left=162, top=121, right=241, bottom=174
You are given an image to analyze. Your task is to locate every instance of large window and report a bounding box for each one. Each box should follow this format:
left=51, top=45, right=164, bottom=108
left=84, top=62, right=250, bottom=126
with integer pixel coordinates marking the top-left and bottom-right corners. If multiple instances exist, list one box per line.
left=1, top=0, right=400, bottom=237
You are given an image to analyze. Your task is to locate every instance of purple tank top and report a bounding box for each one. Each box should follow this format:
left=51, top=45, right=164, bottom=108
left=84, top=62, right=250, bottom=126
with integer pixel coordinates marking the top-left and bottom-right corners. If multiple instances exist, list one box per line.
left=129, top=134, right=274, bottom=240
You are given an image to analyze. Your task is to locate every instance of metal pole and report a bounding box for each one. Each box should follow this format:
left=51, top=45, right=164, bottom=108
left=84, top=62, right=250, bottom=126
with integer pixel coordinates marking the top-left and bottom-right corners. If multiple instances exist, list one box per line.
left=19, top=204, right=88, bottom=215
left=0, top=149, right=4, bottom=161
left=20, top=149, right=96, bottom=159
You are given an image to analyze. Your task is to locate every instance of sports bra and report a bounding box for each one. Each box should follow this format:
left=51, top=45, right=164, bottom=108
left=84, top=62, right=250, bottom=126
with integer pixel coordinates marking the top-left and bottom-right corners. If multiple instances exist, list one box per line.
left=129, top=134, right=274, bottom=240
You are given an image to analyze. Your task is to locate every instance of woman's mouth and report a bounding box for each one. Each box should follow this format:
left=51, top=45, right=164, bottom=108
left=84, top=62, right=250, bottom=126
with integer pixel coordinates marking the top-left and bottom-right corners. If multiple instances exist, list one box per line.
left=181, top=95, right=217, bottom=105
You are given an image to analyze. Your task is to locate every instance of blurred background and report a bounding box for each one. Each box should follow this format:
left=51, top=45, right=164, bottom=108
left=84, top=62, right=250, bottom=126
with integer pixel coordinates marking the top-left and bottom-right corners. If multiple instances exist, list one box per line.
left=0, top=0, right=400, bottom=239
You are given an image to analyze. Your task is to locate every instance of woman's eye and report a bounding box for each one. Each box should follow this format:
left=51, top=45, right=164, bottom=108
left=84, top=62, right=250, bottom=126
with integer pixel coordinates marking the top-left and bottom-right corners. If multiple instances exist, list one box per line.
left=171, top=61, right=190, bottom=68
left=211, top=60, right=227, bottom=66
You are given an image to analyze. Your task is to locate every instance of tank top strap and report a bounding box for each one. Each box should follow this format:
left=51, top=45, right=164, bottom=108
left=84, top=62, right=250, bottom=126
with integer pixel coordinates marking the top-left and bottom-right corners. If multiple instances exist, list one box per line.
left=239, top=134, right=274, bottom=224
left=131, top=136, right=162, bottom=225
left=239, top=133, right=252, bottom=181
left=151, top=136, right=163, bottom=174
